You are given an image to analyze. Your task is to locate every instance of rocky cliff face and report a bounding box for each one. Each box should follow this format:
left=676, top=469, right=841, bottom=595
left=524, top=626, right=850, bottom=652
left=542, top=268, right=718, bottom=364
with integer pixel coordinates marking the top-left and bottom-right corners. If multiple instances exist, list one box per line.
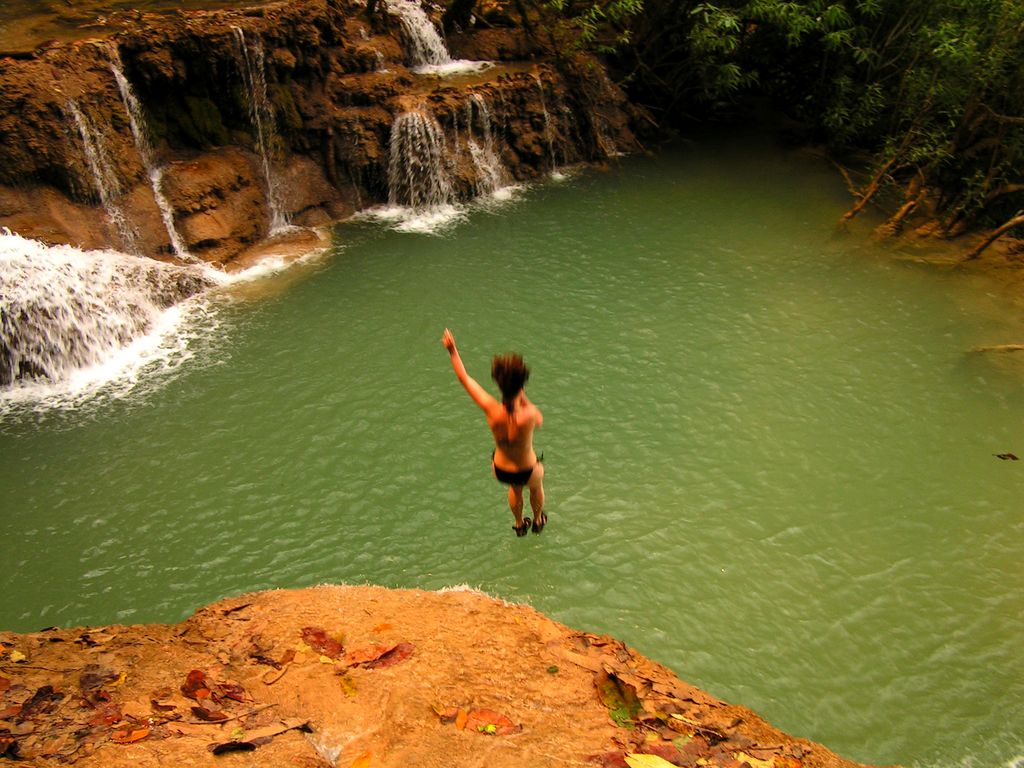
left=0, top=0, right=642, bottom=264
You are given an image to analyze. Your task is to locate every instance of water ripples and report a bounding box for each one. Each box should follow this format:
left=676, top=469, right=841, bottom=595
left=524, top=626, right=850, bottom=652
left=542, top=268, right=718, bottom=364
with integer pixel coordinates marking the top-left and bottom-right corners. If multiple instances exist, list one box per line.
left=2, top=145, right=1023, bottom=767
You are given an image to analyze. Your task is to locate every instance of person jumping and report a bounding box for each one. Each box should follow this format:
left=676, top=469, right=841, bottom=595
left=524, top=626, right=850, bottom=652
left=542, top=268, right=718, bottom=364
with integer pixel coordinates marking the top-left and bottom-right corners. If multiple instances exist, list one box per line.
left=442, top=328, right=546, bottom=536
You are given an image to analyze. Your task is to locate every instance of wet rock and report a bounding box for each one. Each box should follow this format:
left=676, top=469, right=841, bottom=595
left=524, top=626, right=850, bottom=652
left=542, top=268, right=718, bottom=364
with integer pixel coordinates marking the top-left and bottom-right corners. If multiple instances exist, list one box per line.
left=0, top=0, right=643, bottom=264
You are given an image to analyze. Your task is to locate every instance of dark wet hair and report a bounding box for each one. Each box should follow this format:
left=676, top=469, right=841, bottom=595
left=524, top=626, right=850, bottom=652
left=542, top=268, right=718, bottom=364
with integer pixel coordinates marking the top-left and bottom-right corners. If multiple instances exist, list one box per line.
left=491, top=353, right=530, bottom=410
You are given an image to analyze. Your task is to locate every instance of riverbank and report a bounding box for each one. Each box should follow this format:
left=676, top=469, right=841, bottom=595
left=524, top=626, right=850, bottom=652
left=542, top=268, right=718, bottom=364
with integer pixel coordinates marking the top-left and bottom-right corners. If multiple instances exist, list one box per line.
left=0, top=585, right=878, bottom=768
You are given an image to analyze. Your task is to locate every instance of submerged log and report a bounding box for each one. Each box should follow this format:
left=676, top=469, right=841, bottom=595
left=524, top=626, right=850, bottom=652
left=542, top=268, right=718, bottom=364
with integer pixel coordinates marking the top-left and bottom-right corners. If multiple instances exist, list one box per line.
left=970, top=343, right=1024, bottom=353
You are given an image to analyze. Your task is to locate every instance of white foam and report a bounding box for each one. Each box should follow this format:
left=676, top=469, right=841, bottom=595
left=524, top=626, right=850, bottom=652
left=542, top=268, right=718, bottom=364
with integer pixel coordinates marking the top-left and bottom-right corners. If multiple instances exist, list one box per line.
left=0, top=231, right=223, bottom=412
left=412, top=59, right=494, bottom=76
left=357, top=203, right=467, bottom=235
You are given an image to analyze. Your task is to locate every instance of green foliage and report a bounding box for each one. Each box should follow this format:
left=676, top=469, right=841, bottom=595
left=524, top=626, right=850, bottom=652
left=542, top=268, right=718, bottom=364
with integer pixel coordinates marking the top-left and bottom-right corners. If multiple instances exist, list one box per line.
left=609, top=0, right=1024, bottom=230
left=516, top=0, right=644, bottom=54
left=510, top=0, right=1024, bottom=229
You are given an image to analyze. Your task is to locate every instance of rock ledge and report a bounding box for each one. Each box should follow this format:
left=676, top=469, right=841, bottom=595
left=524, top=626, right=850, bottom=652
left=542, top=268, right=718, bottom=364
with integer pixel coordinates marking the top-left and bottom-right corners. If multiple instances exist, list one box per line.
left=0, top=585, right=880, bottom=768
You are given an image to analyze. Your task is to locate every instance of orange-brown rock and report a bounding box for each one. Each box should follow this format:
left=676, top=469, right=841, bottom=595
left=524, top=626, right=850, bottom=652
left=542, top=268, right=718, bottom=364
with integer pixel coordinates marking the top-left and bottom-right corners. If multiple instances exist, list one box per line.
left=0, top=585, right=880, bottom=768
left=0, top=0, right=644, bottom=265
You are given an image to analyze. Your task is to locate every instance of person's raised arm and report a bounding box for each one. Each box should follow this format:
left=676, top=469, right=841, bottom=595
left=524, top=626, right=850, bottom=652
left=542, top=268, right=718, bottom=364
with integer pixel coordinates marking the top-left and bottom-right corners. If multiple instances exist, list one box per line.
left=442, top=328, right=497, bottom=412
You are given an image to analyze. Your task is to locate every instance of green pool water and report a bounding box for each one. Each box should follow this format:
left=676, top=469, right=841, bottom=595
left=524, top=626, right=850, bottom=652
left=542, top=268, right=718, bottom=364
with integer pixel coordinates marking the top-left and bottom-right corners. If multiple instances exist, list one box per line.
left=2, top=139, right=1022, bottom=767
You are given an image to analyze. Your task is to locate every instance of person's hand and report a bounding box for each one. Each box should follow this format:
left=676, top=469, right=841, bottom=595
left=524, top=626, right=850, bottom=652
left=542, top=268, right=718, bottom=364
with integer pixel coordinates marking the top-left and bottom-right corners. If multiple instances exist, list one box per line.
left=442, top=328, right=456, bottom=353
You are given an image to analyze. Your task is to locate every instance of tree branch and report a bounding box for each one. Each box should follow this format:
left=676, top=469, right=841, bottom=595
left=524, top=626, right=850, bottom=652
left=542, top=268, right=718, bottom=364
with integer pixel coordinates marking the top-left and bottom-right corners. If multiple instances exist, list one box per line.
left=963, top=211, right=1024, bottom=260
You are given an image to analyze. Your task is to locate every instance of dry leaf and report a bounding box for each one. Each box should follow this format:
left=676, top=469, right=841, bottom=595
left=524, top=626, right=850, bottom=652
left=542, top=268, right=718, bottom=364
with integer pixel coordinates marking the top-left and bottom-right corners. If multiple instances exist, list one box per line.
left=624, top=754, right=677, bottom=768
left=367, top=642, right=413, bottom=669
left=111, top=728, right=149, bottom=744
left=595, top=670, right=641, bottom=728
left=19, top=686, right=64, bottom=718
left=79, top=665, right=118, bottom=694
left=351, top=750, right=373, bottom=768
left=587, top=751, right=630, bottom=768
left=181, top=670, right=210, bottom=701
left=215, top=682, right=247, bottom=703
left=734, top=751, right=774, bottom=768
left=337, top=674, right=358, bottom=697
left=191, top=706, right=229, bottom=722
left=86, top=702, right=122, bottom=727
left=301, top=627, right=344, bottom=659
left=773, top=757, right=803, bottom=768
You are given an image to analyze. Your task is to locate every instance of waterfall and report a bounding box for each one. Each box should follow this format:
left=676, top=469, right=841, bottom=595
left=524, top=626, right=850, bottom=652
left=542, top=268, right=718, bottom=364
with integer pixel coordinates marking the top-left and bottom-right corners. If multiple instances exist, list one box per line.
left=387, top=109, right=453, bottom=210
left=378, top=100, right=515, bottom=231
left=464, top=94, right=507, bottom=197
left=384, top=0, right=490, bottom=75
left=109, top=54, right=192, bottom=260
left=232, top=26, right=290, bottom=234
left=66, top=100, right=142, bottom=255
left=533, top=74, right=560, bottom=175
left=0, top=230, right=218, bottom=391
left=384, top=0, right=451, bottom=69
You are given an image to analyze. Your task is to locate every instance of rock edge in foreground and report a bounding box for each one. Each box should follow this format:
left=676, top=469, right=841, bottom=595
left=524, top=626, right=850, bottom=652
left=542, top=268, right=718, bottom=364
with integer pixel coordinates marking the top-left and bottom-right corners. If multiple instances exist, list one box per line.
left=0, top=584, right=883, bottom=768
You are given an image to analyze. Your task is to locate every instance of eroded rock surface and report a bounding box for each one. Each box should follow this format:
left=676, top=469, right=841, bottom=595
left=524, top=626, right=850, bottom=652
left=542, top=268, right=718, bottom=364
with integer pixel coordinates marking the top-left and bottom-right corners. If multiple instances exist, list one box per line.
left=0, top=585, right=878, bottom=768
left=0, top=0, right=642, bottom=264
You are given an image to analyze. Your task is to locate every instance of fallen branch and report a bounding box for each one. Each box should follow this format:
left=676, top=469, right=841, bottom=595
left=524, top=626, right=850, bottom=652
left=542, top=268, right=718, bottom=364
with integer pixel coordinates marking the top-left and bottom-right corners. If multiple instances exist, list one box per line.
left=208, top=717, right=311, bottom=755
left=831, top=160, right=860, bottom=198
left=841, top=154, right=900, bottom=223
left=180, top=702, right=276, bottom=725
left=875, top=197, right=919, bottom=237
left=669, top=713, right=727, bottom=741
left=963, top=212, right=1024, bottom=260
left=746, top=744, right=784, bottom=754
left=0, top=664, right=75, bottom=673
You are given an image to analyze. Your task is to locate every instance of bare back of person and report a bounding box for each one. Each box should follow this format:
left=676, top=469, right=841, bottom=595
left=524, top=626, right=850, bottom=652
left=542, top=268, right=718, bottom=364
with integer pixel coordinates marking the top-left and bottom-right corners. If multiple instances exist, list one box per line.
left=442, top=328, right=547, bottom=536
left=488, top=391, right=541, bottom=472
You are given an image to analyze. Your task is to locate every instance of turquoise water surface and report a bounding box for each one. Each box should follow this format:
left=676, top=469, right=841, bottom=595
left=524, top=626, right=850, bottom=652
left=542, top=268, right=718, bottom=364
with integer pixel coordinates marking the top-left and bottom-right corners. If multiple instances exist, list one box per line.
left=2, top=140, right=1022, bottom=767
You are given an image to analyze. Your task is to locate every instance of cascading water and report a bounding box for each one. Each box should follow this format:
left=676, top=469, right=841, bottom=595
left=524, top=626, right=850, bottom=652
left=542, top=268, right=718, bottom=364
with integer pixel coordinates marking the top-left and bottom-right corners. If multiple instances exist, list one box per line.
left=387, top=109, right=453, bottom=210
left=232, top=26, right=290, bottom=234
left=464, top=94, right=507, bottom=197
left=384, top=0, right=490, bottom=75
left=66, top=100, right=142, bottom=255
left=384, top=0, right=451, bottom=69
left=0, top=230, right=217, bottom=392
left=533, top=73, right=560, bottom=175
left=109, top=53, right=192, bottom=260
